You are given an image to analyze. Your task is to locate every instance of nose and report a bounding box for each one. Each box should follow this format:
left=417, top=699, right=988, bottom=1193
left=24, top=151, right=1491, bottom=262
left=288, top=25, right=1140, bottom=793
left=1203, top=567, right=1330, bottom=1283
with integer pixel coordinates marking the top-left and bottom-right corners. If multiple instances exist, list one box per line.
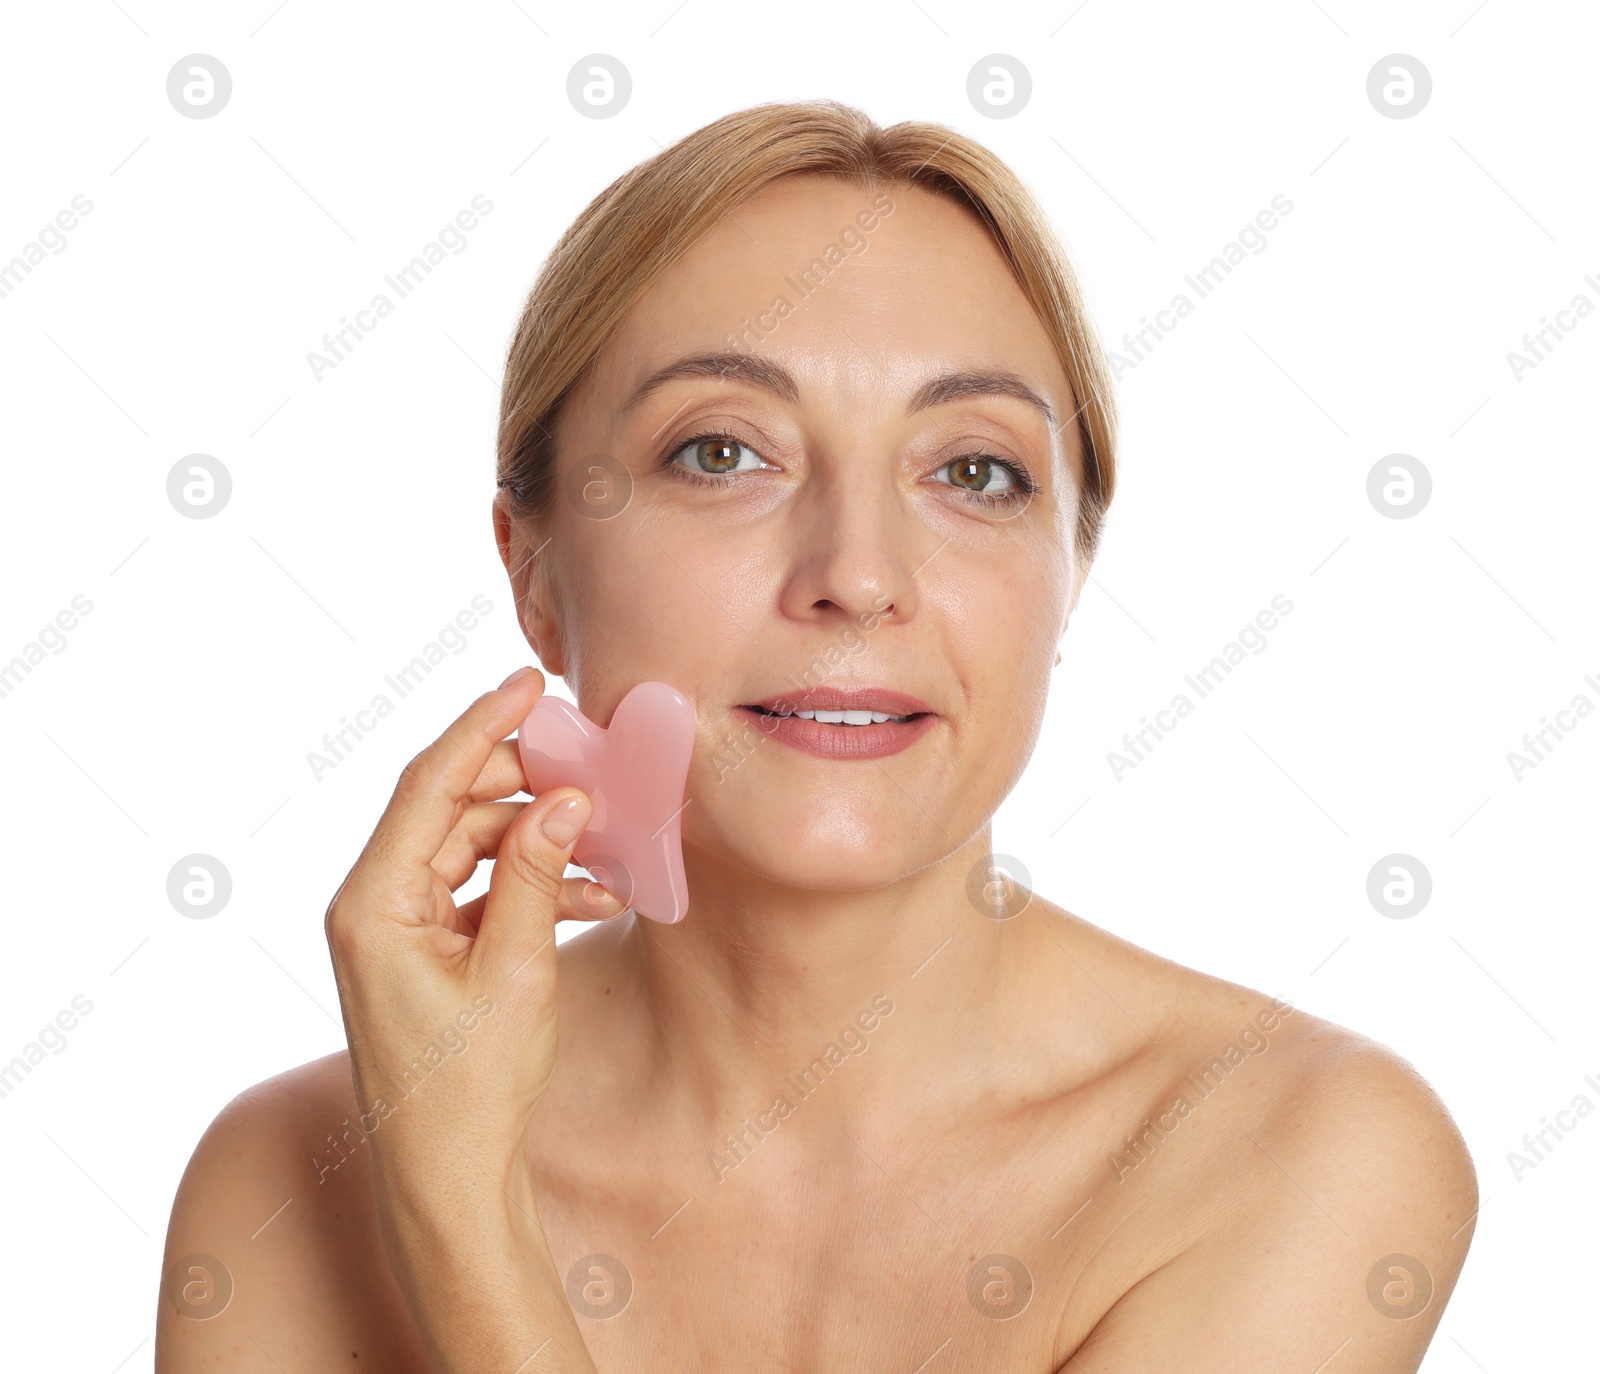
left=776, top=452, right=922, bottom=628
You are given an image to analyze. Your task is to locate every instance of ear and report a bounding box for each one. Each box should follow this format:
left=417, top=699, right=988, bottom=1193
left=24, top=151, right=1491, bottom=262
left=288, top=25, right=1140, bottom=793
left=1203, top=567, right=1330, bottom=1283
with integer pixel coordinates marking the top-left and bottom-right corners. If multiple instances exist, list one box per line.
left=493, top=492, right=567, bottom=678
left=1055, top=549, right=1091, bottom=666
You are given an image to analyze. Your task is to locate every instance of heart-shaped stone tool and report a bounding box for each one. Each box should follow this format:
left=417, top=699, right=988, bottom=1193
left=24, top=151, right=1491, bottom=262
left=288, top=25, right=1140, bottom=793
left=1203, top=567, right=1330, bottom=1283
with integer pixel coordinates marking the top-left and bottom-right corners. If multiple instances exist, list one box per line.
left=516, top=681, right=695, bottom=924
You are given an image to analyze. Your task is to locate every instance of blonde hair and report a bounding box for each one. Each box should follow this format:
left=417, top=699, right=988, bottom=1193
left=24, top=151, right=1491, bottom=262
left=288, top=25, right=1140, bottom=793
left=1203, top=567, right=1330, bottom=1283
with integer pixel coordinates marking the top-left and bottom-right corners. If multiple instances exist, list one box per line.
left=496, top=99, right=1117, bottom=562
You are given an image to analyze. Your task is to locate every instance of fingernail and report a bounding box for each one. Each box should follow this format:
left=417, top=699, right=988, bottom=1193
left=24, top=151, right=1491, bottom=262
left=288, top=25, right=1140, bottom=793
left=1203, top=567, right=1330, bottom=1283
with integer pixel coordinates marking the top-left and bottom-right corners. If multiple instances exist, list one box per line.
left=500, top=666, right=536, bottom=689
left=581, top=882, right=628, bottom=917
left=540, top=794, right=590, bottom=847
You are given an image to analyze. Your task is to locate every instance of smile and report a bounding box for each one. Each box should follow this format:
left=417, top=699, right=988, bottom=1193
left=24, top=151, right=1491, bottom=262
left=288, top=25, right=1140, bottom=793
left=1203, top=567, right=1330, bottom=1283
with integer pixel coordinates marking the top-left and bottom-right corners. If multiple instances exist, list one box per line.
left=748, top=706, right=913, bottom=725
left=737, top=687, right=938, bottom=760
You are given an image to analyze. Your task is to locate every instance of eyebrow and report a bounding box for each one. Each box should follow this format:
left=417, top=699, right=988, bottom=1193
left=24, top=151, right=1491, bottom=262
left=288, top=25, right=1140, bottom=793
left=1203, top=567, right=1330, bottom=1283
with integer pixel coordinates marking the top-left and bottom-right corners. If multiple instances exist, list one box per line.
left=623, top=351, right=1056, bottom=428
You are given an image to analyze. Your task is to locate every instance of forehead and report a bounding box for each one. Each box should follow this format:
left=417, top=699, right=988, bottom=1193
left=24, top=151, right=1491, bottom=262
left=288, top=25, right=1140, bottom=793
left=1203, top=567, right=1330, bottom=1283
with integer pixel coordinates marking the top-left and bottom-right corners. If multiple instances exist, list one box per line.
left=578, top=174, right=1075, bottom=417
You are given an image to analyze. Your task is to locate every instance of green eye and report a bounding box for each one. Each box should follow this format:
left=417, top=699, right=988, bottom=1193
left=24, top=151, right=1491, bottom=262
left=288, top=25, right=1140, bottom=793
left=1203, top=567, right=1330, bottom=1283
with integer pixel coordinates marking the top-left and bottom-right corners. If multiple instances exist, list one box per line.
left=664, top=433, right=769, bottom=484
left=934, top=454, right=1035, bottom=507
left=693, top=439, right=744, bottom=473
left=945, top=456, right=1010, bottom=493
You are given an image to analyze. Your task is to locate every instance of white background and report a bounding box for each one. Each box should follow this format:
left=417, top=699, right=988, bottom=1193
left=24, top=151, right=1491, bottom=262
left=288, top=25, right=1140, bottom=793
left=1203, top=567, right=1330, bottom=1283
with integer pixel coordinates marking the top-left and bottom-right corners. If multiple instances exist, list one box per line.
left=1, top=1, right=1594, bottom=1368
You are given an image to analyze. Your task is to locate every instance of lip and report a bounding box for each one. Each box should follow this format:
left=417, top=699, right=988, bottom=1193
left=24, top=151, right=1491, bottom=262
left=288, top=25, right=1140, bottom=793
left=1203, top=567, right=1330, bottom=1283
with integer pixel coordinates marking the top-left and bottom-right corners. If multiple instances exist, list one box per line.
left=735, top=706, right=938, bottom=760
left=736, top=685, right=939, bottom=761
left=744, top=685, right=935, bottom=717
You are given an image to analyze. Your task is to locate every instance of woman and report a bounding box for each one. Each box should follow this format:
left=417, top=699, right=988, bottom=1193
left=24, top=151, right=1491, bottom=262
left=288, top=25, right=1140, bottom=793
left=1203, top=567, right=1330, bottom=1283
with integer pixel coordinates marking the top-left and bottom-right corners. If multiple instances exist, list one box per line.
left=158, top=102, right=1476, bottom=1372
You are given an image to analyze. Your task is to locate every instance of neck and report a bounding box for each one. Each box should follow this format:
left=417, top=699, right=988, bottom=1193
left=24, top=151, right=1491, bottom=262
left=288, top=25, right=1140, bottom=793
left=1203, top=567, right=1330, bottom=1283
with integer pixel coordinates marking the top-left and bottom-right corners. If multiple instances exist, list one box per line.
left=600, top=831, right=1027, bottom=1132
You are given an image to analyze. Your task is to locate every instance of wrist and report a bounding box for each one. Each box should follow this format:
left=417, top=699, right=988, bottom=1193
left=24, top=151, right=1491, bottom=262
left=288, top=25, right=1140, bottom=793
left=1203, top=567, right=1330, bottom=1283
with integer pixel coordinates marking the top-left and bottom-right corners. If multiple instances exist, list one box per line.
left=390, top=1207, right=595, bottom=1374
left=369, top=1138, right=546, bottom=1257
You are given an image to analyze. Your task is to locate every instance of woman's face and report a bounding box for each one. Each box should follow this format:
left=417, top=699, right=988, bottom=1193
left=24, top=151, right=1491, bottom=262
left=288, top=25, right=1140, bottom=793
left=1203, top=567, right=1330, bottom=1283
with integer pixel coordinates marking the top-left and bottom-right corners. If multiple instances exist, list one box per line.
left=499, top=174, right=1089, bottom=893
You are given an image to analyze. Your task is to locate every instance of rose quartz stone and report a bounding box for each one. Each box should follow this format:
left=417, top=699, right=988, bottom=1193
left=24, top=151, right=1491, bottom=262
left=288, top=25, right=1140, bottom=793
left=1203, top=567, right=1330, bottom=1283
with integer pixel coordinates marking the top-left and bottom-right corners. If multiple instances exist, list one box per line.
left=516, top=681, right=695, bottom=923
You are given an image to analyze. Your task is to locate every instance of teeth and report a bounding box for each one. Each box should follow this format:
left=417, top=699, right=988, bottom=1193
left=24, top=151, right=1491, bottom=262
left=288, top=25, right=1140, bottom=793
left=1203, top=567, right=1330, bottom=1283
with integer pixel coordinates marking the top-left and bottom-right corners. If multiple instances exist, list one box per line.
left=750, top=705, right=915, bottom=724
left=790, top=709, right=906, bottom=725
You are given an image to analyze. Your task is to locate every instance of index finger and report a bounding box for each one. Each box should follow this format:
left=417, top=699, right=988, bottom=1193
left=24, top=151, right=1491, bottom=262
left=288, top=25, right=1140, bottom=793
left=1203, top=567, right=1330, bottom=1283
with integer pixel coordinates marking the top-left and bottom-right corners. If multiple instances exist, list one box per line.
left=368, top=667, right=547, bottom=866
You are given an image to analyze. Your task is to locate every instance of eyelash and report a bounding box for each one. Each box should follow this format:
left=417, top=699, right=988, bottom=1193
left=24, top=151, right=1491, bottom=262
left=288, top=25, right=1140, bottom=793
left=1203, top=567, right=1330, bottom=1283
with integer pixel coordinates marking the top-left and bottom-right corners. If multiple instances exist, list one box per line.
left=658, top=429, right=1040, bottom=508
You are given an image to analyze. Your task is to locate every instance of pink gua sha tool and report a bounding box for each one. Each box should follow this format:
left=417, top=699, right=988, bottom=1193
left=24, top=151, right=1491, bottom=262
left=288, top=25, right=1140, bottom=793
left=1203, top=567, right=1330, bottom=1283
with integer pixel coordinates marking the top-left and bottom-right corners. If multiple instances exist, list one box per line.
left=515, top=681, right=696, bottom=924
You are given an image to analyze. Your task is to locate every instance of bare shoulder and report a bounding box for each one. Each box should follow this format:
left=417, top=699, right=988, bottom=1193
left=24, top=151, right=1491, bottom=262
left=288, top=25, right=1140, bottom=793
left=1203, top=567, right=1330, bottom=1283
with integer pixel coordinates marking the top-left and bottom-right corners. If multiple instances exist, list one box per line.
left=1038, top=902, right=1479, bottom=1371
left=1213, top=992, right=1480, bottom=1260
left=156, top=1050, right=427, bottom=1372
left=1253, top=1009, right=1478, bottom=1189
left=1038, top=897, right=1475, bottom=1199
left=1169, top=951, right=1478, bottom=1235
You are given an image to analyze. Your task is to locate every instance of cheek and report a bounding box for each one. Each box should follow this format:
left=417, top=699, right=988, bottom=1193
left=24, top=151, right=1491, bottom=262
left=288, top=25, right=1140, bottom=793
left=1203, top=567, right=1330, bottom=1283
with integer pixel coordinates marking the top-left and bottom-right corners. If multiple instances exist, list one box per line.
left=929, top=548, right=1060, bottom=682
left=559, top=521, right=760, bottom=679
left=927, top=550, right=1060, bottom=771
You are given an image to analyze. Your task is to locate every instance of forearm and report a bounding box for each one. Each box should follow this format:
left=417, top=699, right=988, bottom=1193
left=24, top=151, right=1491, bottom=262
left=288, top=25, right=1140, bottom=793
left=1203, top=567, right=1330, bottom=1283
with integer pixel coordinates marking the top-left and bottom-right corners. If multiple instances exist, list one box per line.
left=382, top=1190, right=598, bottom=1374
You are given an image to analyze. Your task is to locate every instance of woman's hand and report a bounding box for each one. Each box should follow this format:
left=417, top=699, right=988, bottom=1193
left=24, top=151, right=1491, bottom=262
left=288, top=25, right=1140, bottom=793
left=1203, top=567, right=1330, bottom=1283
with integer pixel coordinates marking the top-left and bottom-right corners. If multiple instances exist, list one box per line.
left=322, top=666, right=619, bottom=1372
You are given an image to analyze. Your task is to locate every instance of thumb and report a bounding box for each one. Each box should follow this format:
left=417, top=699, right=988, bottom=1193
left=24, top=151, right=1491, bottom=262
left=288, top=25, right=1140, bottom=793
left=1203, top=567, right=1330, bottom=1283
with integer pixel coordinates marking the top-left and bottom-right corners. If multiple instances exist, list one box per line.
left=472, top=787, right=592, bottom=977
